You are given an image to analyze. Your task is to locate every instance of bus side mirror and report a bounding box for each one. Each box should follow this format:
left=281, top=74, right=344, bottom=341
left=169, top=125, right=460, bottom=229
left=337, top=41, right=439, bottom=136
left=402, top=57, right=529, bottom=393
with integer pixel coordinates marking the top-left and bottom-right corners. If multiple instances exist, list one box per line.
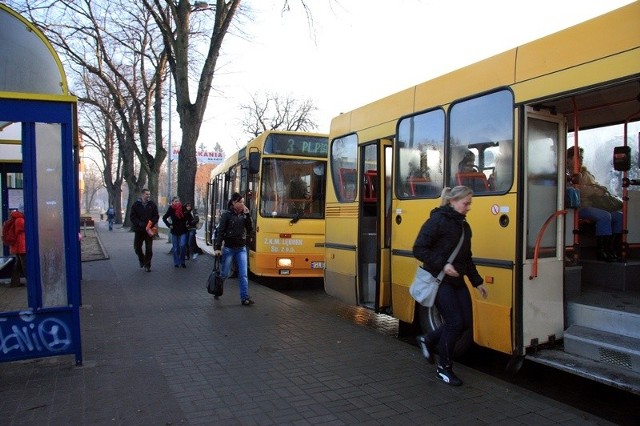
left=249, top=151, right=260, bottom=174
left=613, top=146, right=631, bottom=171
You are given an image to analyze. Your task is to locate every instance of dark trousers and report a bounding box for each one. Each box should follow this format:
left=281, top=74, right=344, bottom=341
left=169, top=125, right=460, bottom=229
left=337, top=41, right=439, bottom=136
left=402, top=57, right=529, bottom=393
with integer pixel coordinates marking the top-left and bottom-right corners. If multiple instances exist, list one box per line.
left=427, top=278, right=473, bottom=367
left=10, top=253, right=27, bottom=287
left=133, top=230, right=154, bottom=268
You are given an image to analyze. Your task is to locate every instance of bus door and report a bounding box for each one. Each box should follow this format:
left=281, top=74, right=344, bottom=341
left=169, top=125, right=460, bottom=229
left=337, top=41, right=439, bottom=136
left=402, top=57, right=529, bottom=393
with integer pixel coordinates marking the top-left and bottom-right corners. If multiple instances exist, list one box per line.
left=520, top=109, right=566, bottom=353
left=358, top=140, right=392, bottom=312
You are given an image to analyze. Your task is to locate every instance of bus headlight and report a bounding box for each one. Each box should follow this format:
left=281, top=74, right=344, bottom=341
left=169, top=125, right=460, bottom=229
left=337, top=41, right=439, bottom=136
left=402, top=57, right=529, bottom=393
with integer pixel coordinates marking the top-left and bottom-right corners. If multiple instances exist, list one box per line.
left=277, top=258, right=293, bottom=268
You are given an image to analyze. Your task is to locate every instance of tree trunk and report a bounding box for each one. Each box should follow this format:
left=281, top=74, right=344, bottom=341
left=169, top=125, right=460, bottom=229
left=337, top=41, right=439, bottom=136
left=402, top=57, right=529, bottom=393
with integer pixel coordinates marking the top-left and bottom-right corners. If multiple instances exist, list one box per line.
left=177, top=114, right=199, bottom=205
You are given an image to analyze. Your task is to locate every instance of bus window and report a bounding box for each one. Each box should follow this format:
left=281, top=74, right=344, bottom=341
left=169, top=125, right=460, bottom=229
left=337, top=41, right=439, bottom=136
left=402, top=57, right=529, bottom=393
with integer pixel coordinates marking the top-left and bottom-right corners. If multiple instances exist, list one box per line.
left=449, top=90, right=514, bottom=192
left=331, top=134, right=358, bottom=202
left=397, top=109, right=445, bottom=198
left=260, top=158, right=326, bottom=218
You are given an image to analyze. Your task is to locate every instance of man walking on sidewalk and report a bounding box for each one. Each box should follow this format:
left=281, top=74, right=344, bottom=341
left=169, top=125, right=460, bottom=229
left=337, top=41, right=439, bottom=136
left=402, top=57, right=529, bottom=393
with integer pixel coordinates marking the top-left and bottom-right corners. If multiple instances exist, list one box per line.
left=130, top=188, right=159, bottom=272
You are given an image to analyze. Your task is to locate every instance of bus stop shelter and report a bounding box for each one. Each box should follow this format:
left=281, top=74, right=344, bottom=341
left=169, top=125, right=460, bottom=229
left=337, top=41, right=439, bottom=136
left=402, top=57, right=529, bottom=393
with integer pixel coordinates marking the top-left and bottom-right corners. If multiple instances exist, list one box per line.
left=0, top=4, right=82, bottom=365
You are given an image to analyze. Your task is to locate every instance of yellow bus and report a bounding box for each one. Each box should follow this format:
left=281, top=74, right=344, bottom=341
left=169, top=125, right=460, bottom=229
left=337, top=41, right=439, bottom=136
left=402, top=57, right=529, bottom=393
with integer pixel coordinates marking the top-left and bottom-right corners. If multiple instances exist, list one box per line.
left=324, top=2, right=640, bottom=393
left=206, top=130, right=328, bottom=278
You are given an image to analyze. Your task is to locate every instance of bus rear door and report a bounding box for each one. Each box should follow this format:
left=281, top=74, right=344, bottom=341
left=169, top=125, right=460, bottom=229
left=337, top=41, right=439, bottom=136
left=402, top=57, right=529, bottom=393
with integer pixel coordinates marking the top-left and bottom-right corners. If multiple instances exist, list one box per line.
left=520, top=108, right=567, bottom=354
left=357, top=140, right=392, bottom=312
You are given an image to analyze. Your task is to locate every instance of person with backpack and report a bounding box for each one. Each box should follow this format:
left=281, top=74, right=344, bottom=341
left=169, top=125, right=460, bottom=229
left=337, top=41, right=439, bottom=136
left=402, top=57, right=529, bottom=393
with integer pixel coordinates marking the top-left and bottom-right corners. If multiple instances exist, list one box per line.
left=213, top=192, right=254, bottom=305
left=3, top=206, right=26, bottom=287
left=184, top=202, right=203, bottom=260
left=106, top=206, right=115, bottom=231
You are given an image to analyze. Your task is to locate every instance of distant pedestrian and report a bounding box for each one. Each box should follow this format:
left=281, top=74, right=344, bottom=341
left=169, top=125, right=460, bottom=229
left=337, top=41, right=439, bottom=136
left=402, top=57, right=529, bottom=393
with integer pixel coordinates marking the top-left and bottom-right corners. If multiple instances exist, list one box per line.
left=184, top=202, right=202, bottom=259
left=8, top=206, right=26, bottom=287
left=130, top=188, right=159, bottom=272
left=163, top=197, right=189, bottom=268
left=106, top=206, right=115, bottom=231
left=412, top=186, right=488, bottom=386
left=214, top=192, right=254, bottom=305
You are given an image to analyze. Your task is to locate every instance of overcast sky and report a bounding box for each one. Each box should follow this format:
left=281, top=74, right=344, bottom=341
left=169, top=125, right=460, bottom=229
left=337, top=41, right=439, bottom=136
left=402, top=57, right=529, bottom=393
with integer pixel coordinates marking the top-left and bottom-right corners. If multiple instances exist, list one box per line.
left=196, top=0, right=633, bottom=155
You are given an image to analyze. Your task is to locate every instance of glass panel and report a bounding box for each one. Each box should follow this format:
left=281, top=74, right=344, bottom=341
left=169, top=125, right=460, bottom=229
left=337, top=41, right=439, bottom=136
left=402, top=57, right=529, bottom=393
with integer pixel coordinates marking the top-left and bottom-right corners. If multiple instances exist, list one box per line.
left=259, top=158, right=326, bottom=218
left=569, top=121, right=640, bottom=197
left=396, top=109, right=444, bottom=198
left=330, top=134, right=358, bottom=202
left=526, top=118, right=559, bottom=259
left=0, top=10, right=64, bottom=95
left=36, top=123, right=67, bottom=306
left=449, top=90, right=514, bottom=193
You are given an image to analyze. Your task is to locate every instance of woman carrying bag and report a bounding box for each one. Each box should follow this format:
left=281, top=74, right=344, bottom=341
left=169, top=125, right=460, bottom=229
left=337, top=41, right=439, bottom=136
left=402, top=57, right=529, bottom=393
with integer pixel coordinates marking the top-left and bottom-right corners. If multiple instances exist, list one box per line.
left=412, top=186, right=488, bottom=386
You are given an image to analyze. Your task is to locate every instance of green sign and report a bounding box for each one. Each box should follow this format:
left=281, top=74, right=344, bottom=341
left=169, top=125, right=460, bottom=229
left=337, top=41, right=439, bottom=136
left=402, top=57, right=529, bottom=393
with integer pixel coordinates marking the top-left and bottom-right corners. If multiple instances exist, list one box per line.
left=264, top=134, right=328, bottom=158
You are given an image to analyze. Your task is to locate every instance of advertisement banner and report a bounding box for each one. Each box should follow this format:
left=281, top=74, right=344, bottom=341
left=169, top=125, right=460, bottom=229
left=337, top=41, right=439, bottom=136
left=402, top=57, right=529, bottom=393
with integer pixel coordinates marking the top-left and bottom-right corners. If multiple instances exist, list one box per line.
left=171, top=148, right=224, bottom=164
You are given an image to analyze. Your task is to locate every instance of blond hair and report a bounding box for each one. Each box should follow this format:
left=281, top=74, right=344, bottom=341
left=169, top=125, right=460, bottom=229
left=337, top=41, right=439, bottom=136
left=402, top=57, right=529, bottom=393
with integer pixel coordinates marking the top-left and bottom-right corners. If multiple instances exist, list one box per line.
left=440, top=186, right=473, bottom=207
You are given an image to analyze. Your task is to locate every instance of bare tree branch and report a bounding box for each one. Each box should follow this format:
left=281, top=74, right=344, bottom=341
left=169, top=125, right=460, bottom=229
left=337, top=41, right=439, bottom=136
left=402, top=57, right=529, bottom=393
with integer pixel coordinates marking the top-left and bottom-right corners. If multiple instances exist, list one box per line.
left=240, top=92, right=318, bottom=137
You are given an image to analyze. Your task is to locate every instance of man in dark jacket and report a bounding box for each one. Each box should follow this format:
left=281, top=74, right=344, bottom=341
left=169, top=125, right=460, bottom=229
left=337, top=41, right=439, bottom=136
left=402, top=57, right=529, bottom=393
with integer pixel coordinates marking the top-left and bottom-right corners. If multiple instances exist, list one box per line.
left=130, top=188, right=159, bottom=272
left=214, top=192, right=254, bottom=305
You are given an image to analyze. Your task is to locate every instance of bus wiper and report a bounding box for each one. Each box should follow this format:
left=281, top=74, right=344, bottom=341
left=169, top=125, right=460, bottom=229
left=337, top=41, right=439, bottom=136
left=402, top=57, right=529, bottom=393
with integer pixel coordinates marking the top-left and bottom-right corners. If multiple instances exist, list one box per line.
left=289, top=213, right=301, bottom=224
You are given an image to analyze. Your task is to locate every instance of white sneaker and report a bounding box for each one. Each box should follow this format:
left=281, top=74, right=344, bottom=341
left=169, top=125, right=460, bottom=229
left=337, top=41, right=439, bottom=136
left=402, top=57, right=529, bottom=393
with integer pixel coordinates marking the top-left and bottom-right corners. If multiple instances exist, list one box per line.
left=192, top=253, right=199, bottom=260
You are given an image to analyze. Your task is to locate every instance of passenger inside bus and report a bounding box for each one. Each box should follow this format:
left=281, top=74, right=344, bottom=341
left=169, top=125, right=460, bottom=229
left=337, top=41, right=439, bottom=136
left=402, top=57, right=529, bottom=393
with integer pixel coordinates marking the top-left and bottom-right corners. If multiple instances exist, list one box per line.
left=567, top=146, right=623, bottom=262
left=404, top=159, right=436, bottom=196
left=457, top=151, right=478, bottom=173
left=288, top=168, right=310, bottom=214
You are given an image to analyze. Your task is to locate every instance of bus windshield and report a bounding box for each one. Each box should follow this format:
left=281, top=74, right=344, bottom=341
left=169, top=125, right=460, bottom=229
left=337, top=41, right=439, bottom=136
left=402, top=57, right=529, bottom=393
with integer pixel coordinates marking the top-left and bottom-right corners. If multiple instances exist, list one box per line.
left=259, top=158, right=326, bottom=219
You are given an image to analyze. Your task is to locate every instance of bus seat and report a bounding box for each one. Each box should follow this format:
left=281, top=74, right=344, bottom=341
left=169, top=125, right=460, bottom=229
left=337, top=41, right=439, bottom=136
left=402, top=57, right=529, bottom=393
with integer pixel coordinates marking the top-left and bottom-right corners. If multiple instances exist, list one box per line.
left=456, top=172, right=489, bottom=192
left=407, top=176, right=433, bottom=196
left=363, top=170, right=377, bottom=202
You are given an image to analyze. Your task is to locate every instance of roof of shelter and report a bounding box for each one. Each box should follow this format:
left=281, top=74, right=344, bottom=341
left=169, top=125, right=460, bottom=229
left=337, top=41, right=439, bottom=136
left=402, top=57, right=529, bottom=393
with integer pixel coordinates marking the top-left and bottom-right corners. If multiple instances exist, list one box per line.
left=0, top=4, right=69, bottom=98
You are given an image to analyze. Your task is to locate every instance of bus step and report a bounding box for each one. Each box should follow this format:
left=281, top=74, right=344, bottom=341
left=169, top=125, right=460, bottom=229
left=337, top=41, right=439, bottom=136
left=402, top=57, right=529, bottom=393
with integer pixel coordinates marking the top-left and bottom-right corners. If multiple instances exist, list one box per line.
left=564, top=325, right=640, bottom=374
left=566, top=300, right=640, bottom=339
left=528, top=348, right=640, bottom=395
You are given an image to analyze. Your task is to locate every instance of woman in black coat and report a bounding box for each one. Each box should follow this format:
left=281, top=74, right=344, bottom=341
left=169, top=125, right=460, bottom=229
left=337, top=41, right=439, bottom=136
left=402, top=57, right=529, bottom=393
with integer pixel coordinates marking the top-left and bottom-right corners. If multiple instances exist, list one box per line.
left=412, top=185, right=488, bottom=386
left=162, top=197, right=189, bottom=268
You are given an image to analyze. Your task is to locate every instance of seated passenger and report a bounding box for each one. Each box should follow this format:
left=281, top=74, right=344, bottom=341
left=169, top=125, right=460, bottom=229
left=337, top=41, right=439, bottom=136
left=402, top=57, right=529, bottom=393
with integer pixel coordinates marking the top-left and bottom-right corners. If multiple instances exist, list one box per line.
left=458, top=151, right=478, bottom=173
left=567, top=146, right=623, bottom=262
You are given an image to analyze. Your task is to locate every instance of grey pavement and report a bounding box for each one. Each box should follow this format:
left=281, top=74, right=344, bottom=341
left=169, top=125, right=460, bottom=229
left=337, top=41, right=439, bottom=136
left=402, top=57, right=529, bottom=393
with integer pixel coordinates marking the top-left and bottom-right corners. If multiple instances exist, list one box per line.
left=0, top=223, right=615, bottom=425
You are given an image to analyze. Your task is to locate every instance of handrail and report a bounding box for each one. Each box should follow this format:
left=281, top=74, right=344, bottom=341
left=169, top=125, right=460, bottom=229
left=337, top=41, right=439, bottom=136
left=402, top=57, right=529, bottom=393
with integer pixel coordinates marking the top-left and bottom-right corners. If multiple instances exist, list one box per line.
left=529, top=210, right=567, bottom=280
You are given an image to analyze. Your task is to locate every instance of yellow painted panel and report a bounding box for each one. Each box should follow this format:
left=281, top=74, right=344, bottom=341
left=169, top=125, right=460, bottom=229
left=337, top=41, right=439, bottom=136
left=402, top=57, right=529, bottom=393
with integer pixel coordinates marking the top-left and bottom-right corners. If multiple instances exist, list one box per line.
left=392, top=282, right=415, bottom=324
left=474, top=266, right=514, bottom=319
left=378, top=248, right=391, bottom=308
left=516, top=2, right=640, bottom=83
left=465, top=194, right=517, bottom=262
left=473, top=298, right=512, bottom=355
left=514, top=49, right=640, bottom=103
left=325, top=246, right=356, bottom=276
left=414, top=50, right=517, bottom=110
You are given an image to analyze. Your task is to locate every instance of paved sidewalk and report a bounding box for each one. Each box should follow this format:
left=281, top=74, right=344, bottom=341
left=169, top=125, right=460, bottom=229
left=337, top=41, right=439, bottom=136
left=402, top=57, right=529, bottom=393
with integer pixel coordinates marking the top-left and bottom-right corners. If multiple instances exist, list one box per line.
left=0, top=223, right=614, bottom=425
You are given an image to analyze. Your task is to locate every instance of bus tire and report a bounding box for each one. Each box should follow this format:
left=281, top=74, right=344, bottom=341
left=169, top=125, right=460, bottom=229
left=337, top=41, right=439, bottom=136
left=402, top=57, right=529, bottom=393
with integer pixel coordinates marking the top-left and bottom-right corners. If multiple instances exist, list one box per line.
left=417, top=304, right=473, bottom=359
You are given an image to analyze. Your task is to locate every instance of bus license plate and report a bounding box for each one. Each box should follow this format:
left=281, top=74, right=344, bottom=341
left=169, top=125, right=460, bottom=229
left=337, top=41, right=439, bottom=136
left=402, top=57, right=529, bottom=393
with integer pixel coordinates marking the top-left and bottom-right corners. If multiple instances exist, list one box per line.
left=311, top=261, right=325, bottom=269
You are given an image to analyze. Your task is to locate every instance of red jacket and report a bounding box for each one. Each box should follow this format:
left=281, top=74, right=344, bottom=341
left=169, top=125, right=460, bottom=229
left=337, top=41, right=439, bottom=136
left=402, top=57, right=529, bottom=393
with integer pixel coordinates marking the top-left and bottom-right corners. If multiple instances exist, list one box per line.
left=9, top=210, right=26, bottom=255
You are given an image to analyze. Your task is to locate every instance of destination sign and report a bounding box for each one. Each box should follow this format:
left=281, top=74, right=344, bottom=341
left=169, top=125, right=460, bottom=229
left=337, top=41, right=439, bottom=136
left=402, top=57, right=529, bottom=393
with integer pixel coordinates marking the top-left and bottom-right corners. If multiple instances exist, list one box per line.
left=264, top=134, right=328, bottom=158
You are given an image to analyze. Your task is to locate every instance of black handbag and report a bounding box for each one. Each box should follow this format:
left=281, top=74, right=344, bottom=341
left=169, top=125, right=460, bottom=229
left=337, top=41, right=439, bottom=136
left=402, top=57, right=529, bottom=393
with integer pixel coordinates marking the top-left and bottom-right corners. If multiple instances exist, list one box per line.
left=207, top=256, right=224, bottom=298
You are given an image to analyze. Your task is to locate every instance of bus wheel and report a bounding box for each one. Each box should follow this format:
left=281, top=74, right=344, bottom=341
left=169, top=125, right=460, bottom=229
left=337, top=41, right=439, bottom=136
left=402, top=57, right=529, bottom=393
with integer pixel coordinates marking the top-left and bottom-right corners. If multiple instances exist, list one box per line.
left=418, top=304, right=472, bottom=359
